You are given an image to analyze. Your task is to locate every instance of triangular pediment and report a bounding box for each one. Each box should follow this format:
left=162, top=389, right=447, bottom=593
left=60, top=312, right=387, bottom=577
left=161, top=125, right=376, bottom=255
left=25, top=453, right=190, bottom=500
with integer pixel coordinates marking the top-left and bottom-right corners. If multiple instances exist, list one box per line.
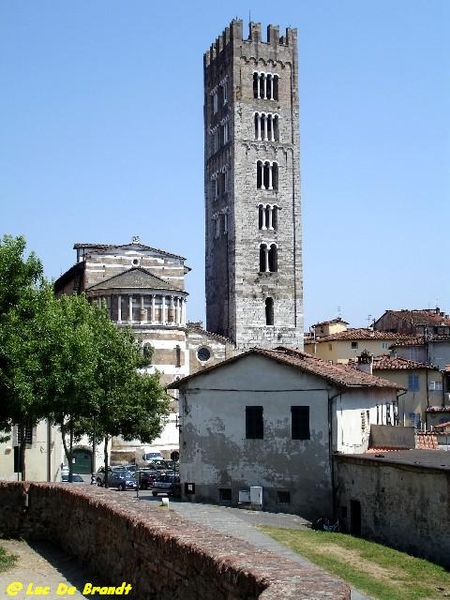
left=86, top=267, right=184, bottom=294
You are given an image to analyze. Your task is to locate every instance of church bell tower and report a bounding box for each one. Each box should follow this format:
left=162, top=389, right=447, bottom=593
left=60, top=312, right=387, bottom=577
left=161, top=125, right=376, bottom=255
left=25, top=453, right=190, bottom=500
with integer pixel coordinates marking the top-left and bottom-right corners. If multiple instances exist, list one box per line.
left=204, top=20, right=303, bottom=350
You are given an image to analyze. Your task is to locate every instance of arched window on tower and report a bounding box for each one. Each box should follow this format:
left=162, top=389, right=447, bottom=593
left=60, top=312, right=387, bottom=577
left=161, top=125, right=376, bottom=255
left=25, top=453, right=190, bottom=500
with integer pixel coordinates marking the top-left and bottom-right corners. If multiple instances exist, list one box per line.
left=272, top=162, right=279, bottom=190
left=263, top=161, right=271, bottom=190
left=253, top=72, right=259, bottom=98
left=258, top=204, right=279, bottom=231
left=268, top=244, right=278, bottom=272
left=273, top=75, right=279, bottom=101
left=256, top=161, right=279, bottom=191
left=265, top=298, right=274, bottom=325
left=257, top=160, right=263, bottom=189
left=259, top=243, right=278, bottom=273
left=259, top=243, right=268, bottom=272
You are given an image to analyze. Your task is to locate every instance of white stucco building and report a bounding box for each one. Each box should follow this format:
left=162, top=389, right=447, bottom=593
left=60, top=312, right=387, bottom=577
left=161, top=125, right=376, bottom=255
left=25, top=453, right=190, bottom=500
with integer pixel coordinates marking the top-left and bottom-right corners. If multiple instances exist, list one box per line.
left=169, top=347, right=404, bottom=519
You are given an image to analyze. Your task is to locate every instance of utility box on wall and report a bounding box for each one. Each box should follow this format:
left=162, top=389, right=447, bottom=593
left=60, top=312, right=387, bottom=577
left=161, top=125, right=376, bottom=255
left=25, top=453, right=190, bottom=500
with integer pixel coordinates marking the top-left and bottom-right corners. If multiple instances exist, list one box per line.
left=250, top=485, right=263, bottom=507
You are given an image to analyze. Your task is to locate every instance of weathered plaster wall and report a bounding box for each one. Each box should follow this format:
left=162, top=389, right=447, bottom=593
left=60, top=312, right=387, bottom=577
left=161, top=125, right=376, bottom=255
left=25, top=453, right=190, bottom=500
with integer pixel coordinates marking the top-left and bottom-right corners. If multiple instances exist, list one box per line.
left=334, top=454, right=450, bottom=568
left=0, top=482, right=350, bottom=600
left=179, top=355, right=334, bottom=518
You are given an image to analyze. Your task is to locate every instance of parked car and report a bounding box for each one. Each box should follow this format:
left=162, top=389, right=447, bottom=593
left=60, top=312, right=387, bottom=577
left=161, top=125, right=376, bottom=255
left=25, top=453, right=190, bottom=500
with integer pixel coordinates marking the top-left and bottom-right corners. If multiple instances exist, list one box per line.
left=151, top=472, right=180, bottom=497
left=143, top=451, right=164, bottom=462
left=61, top=473, right=85, bottom=483
left=136, top=469, right=159, bottom=490
left=97, top=468, right=137, bottom=491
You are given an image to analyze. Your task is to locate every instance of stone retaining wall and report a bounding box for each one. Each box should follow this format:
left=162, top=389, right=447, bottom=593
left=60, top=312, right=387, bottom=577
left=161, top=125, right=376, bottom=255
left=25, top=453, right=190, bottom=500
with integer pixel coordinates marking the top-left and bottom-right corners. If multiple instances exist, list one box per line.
left=0, top=482, right=350, bottom=599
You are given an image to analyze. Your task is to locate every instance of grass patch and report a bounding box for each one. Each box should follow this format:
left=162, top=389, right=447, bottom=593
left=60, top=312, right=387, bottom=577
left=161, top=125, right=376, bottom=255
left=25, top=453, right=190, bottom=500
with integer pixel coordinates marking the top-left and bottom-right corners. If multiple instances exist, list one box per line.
left=0, top=544, right=17, bottom=573
left=259, top=526, right=450, bottom=600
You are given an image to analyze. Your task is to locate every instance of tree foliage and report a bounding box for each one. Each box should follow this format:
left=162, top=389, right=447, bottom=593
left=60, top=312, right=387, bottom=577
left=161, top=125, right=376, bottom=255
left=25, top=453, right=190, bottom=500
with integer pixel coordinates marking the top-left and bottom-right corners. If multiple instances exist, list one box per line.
left=0, top=235, right=48, bottom=463
left=0, top=235, right=170, bottom=481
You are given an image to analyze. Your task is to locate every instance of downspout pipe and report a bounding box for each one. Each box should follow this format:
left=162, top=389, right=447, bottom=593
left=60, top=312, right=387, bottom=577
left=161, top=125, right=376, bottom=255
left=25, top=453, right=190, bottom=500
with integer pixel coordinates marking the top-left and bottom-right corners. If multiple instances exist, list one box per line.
left=328, top=389, right=344, bottom=522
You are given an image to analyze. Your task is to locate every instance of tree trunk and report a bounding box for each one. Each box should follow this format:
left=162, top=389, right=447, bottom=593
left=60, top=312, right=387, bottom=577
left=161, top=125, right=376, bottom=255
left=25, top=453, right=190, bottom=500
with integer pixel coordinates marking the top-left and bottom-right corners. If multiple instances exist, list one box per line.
left=103, top=434, right=109, bottom=488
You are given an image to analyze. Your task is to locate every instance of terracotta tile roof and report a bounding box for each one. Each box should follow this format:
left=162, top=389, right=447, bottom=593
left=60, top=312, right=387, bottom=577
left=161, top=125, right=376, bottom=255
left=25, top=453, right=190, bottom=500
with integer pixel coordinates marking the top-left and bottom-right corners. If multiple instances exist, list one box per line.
left=433, top=421, right=450, bottom=429
left=169, top=346, right=405, bottom=390
left=391, top=335, right=450, bottom=347
left=311, top=317, right=349, bottom=327
left=186, top=322, right=234, bottom=345
left=377, top=308, right=450, bottom=328
left=308, top=328, right=412, bottom=343
left=426, top=406, right=450, bottom=413
left=372, top=355, right=436, bottom=371
left=268, top=347, right=404, bottom=388
left=416, top=432, right=439, bottom=450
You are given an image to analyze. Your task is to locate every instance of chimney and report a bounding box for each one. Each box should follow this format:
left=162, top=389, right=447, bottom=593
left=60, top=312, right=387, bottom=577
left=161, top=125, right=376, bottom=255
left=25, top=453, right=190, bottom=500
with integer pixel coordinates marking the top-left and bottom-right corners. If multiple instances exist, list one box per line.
left=357, top=350, right=373, bottom=375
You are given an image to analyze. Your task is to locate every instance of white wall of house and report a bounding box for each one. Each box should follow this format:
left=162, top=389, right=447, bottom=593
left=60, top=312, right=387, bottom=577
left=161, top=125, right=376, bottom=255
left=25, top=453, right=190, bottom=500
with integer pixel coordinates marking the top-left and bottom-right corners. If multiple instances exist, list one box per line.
left=333, top=389, right=399, bottom=454
left=0, top=420, right=64, bottom=482
left=176, top=353, right=401, bottom=519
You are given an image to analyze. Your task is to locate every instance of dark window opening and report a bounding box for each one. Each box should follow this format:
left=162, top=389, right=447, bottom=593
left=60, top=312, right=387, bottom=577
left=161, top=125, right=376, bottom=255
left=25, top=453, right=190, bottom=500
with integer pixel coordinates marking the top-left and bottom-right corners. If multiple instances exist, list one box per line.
left=272, top=162, right=278, bottom=190
left=246, top=406, right=264, bottom=439
left=257, top=160, right=263, bottom=189
left=259, top=244, right=266, bottom=272
left=265, top=297, right=274, bottom=325
left=291, top=406, right=310, bottom=440
left=253, top=72, right=259, bottom=98
left=277, top=491, right=290, bottom=504
left=219, top=488, right=232, bottom=502
left=268, top=244, right=278, bottom=272
left=175, top=345, right=181, bottom=368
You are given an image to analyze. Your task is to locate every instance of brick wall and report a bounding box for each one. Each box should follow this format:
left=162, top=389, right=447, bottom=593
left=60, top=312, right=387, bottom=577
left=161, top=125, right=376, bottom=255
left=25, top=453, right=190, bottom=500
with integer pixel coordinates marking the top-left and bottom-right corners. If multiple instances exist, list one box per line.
left=0, top=482, right=350, bottom=600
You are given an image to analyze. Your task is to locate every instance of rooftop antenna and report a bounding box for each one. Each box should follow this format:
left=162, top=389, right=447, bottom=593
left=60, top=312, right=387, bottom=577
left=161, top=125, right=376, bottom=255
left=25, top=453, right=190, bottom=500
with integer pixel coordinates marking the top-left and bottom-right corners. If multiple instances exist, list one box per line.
left=367, top=314, right=373, bottom=329
left=337, top=305, right=342, bottom=319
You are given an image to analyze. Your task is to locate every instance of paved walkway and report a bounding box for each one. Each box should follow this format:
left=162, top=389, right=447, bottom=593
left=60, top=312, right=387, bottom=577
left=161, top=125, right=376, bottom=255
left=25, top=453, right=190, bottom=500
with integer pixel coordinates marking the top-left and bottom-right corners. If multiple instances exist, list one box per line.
left=0, top=491, right=369, bottom=600
left=159, top=498, right=369, bottom=600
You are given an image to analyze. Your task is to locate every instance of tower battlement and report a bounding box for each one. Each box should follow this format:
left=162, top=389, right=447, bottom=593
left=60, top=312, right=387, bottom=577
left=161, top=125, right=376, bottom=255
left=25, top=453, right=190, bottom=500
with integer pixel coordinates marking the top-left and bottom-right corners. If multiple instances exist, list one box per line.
left=204, top=19, right=297, bottom=67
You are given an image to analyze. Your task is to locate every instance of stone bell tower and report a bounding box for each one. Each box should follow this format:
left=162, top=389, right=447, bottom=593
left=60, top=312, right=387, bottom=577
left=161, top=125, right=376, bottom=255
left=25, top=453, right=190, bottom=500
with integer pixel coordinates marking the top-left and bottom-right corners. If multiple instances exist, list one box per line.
left=204, top=20, right=303, bottom=350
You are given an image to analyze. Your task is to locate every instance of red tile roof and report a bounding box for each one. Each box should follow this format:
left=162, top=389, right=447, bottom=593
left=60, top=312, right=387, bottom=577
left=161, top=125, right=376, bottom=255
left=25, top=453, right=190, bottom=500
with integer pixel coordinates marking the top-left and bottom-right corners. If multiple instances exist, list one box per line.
left=307, top=328, right=412, bottom=343
left=376, top=308, right=450, bottom=328
left=169, top=346, right=405, bottom=390
left=372, top=355, right=436, bottom=371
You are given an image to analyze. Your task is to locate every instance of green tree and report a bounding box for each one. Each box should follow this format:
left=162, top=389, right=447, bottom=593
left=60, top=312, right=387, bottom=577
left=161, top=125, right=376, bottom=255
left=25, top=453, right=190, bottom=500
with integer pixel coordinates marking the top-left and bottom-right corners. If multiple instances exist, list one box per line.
left=88, top=313, right=170, bottom=486
left=0, top=234, right=170, bottom=483
left=0, top=235, right=48, bottom=477
left=39, top=293, right=103, bottom=480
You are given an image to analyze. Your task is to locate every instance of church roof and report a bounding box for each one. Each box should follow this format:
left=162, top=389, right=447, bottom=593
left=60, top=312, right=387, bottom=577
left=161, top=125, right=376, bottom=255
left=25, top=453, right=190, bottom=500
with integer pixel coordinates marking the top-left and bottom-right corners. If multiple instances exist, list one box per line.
left=74, top=241, right=187, bottom=262
left=86, top=267, right=186, bottom=294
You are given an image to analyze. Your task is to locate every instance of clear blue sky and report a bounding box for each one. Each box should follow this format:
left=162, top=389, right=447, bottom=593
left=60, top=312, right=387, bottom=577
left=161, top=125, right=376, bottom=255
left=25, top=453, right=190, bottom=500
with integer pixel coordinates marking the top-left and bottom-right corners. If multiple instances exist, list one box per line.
left=1, top=1, right=449, bottom=329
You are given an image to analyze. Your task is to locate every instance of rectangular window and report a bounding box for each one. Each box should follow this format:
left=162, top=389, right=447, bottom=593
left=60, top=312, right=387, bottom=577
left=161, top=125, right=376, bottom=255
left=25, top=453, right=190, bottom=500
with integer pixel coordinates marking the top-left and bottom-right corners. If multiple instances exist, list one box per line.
left=219, top=488, right=232, bottom=502
left=291, top=406, right=310, bottom=440
left=222, top=81, right=228, bottom=104
left=351, top=341, right=358, bottom=349
left=408, top=374, right=419, bottom=392
left=246, top=406, right=263, bottom=439
left=277, top=491, right=291, bottom=504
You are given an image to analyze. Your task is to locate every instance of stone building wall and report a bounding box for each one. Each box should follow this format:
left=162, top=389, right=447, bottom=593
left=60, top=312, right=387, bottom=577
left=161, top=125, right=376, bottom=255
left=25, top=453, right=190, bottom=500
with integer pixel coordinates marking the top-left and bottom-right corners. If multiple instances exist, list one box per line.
left=0, top=482, right=350, bottom=600
left=334, top=453, right=450, bottom=568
